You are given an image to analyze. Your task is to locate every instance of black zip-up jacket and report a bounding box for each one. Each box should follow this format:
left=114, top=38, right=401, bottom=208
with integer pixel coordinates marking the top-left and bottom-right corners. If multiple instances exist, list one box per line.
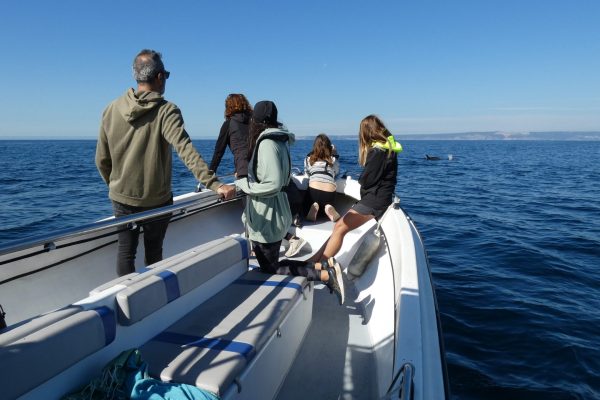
left=209, top=112, right=250, bottom=177
left=358, top=147, right=398, bottom=210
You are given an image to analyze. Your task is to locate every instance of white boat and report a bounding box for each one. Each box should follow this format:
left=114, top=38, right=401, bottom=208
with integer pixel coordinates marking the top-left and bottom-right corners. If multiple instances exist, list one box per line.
left=0, top=175, right=449, bottom=400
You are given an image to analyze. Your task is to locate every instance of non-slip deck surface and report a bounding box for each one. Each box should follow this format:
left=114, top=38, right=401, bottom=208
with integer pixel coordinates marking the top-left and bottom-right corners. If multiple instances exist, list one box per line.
left=275, top=285, right=378, bottom=400
left=248, top=215, right=381, bottom=400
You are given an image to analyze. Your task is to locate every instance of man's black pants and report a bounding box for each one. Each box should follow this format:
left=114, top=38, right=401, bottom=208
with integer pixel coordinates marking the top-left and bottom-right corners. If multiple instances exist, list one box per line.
left=112, top=199, right=172, bottom=276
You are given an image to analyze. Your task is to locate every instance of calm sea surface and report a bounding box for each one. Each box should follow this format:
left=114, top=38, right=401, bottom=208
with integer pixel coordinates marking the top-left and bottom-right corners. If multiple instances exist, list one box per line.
left=1, top=139, right=599, bottom=399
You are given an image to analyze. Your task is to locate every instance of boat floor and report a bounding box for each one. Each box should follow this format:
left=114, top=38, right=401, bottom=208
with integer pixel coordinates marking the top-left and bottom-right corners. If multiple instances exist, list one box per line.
left=248, top=217, right=380, bottom=399
left=275, top=284, right=377, bottom=399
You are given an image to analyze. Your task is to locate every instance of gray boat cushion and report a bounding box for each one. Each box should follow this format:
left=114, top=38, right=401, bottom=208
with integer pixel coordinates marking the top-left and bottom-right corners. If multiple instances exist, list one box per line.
left=89, top=272, right=138, bottom=295
left=90, top=249, right=204, bottom=295
left=0, top=305, right=81, bottom=346
left=91, top=236, right=247, bottom=295
left=169, top=238, right=248, bottom=296
left=116, top=274, right=173, bottom=326
left=0, top=306, right=116, bottom=400
left=140, top=271, right=308, bottom=396
left=116, top=236, right=249, bottom=326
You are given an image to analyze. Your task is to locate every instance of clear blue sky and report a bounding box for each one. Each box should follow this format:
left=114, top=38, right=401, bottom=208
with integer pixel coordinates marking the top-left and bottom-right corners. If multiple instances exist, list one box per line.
left=1, top=1, right=599, bottom=138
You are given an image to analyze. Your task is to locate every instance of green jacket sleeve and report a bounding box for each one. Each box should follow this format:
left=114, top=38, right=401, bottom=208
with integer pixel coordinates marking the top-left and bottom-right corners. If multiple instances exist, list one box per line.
left=161, top=105, right=222, bottom=192
left=95, top=109, right=111, bottom=185
left=235, top=139, right=285, bottom=196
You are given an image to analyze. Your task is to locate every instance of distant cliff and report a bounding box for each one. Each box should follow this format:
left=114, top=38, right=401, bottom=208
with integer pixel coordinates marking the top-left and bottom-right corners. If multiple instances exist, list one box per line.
left=397, top=131, right=600, bottom=141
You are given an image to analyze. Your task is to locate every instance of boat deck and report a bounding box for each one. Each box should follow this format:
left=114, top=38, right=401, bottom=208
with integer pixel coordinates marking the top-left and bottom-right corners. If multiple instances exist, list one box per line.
left=276, top=284, right=377, bottom=399
left=248, top=212, right=383, bottom=399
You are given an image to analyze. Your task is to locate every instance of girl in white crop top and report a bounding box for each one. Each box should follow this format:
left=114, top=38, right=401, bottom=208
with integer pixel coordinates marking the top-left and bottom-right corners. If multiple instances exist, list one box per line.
left=304, top=134, right=340, bottom=222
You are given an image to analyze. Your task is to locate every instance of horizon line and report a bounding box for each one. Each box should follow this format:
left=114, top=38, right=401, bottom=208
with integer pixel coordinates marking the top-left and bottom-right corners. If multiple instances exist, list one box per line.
left=2, top=129, right=600, bottom=141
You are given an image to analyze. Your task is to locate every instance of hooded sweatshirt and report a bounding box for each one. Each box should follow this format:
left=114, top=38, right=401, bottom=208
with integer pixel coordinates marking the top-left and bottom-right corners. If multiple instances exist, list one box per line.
left=96, top=89, right=221, bottom=207
left=235, top=128, right=295, bottom=243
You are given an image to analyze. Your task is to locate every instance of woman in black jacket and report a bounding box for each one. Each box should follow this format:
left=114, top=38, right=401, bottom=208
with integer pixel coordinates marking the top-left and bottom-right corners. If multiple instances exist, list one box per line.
left=209, top=94, right=252, bottom=178
left=310, top=115, right=402, bottom=263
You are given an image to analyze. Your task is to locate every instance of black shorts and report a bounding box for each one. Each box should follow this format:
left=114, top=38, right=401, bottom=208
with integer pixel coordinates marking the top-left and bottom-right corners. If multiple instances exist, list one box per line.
left=308, top=187, right=336, bottom=216
left=351, top=201, right=387, bottom=220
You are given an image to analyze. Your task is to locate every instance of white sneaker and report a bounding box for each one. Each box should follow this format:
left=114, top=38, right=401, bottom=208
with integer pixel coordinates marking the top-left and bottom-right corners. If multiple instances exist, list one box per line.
left=285, top=237, right=307, bottom=257
left=306, top=202, right=319, bottom=222
left=324, top=204, right=340, bottom=222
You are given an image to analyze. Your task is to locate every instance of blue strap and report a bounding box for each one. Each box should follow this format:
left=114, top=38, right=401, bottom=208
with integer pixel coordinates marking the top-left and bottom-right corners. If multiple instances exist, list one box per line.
left=92, top=306, right=116, bottom=346
left=232, top=236, right=249, bottom=259
left=153, top=332, right=256, bottom=361
left=157, top=270, right=180, bottom=303
left=233, top=279, right=303, bottom=293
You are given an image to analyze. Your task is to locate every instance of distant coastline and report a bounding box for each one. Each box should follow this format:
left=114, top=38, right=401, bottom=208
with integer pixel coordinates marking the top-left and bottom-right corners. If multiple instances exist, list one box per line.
left=315, top=131, right=600, bottom=141
left=399, top=131, right=600, bottom=141
left=1, top=131, right=600, bottom=141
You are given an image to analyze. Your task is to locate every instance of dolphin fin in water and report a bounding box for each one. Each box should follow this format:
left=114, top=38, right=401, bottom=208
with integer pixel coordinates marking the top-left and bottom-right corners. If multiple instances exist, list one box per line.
left=426, top=154, right=454, bottom=160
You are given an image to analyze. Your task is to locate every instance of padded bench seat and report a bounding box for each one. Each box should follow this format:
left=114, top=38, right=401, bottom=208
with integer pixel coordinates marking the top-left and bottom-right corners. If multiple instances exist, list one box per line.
left=2, top=236, right=249, bottom=400
left=90, top=236, right=247, bottom=296
left=140, top=270, right=312, bottom=397
left=0, top=306, right=116, bottom=399
left=113, top=236, right=249, bottom=326
left=0, top=305, right=82, bottom=346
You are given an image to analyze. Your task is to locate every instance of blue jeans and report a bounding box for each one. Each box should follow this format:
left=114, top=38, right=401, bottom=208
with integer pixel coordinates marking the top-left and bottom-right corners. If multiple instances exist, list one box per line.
left=112, top=199, right=173, bottom=276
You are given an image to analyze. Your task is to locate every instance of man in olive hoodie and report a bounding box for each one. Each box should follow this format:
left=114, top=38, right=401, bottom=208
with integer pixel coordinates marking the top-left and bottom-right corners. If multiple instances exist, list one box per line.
left=96, top=49, right=235, bottom=276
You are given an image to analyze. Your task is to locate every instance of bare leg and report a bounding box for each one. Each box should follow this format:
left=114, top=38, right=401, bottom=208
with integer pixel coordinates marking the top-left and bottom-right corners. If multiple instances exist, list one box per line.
left=309, top=209, right=374, bottom=262
left=308, top=239, right=329, bottom=263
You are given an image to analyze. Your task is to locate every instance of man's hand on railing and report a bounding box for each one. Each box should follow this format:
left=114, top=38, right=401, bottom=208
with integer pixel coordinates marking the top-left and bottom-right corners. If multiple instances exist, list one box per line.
left=217, top=184, right=236, bottom=200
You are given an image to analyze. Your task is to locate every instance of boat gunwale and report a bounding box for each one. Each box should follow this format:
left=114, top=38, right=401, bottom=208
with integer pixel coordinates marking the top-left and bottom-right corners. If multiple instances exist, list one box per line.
left=0, top=192, right=243, bottom=258
left=401, top=206, right=451, bottom=400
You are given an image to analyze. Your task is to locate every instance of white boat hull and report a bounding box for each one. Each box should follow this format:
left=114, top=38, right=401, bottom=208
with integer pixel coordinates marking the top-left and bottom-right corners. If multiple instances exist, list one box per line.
left=0, top=176, right=448, bottom=399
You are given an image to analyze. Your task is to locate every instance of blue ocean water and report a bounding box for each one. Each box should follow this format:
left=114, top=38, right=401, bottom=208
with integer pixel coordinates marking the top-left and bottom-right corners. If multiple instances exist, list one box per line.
left=1, top=139, right=599, bottom=399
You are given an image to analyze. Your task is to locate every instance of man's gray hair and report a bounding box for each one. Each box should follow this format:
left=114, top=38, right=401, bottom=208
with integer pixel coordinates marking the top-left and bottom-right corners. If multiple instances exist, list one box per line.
left=132, top=49, right=165, bottom=83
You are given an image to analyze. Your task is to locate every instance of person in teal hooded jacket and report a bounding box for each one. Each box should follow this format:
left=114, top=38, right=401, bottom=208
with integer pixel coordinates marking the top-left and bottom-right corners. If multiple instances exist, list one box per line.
left=310, top=115, right=402, bottom=263
left=235, top=101, right=345, bottom=305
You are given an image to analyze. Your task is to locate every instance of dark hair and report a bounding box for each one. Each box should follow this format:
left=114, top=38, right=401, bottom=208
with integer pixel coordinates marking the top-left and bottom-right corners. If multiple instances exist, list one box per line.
left=247, top=119, right=281, bottom=161
left=225, top=94, right=252, bottom=118
left=132, top=49, right=165, bottom=82
left=309, top=134, right=334, bottom=165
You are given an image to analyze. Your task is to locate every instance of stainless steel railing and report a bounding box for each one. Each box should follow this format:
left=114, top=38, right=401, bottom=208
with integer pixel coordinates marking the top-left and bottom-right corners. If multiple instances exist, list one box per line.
left=0, top=191, right=243, bottom=258
left=384, top=362, right=415, bottom=399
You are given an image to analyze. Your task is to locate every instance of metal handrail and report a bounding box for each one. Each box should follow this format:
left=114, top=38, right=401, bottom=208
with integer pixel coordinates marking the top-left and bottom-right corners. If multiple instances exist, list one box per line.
left=0, top=303, right=6, bottom=329
left=290, top=167, right=303, bottom=176
left=384, top=362, right=414, bottom=399
left=399, top=363, right=414, bottom=400
left=0, top=192, right=243, bottom=257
